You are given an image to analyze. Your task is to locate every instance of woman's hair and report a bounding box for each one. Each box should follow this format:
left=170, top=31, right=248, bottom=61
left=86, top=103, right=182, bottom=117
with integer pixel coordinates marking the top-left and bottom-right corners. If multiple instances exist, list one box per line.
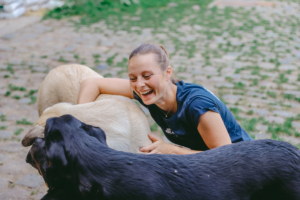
left=129, top=43, right=180, bottom=84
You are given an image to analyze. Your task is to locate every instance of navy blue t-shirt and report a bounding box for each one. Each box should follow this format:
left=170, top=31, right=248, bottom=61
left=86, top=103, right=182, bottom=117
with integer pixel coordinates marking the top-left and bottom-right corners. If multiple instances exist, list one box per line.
left=133, top=81, right=253, bottom=151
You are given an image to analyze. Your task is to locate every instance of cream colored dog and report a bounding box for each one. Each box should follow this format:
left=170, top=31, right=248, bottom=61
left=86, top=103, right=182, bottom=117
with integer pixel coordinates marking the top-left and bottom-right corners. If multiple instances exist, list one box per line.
left=22, top=64, right=152, bottom=153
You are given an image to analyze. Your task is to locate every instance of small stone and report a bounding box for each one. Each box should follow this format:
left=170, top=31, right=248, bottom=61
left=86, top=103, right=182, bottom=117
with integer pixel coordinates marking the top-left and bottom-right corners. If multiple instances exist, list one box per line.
left=256, top=124, right=268, bottom=131
left=2, top=33, right=15, bottom=40
left=167, top=2, right=178, bottom=8
left=141, top=107, right=149, bottom=114
left=0, top=46, right=13, bottom=51
left=278, top=64, right=296, bottom=71
left=0, top=177, right=8, bottom=189
left=0, top=186, right=31, bottom=200
left=192, top=5, right=200, bottom=11
left=64, top=46, right=75, bottom=52
left=32, top=67, right=47, bottom=72
left=15, top=174, right=44, bottom=188
left=292, top=121, right=300, bottom=129
left=215, top=83, right=234, bottom=88
left=0, top=143, right=23, bottom=153
left=265, top=116, right=285, bottom=124
left=0, top=154, right=10, bottom=164
left=259, top=62, right=275, bottom=69
left=252, top=108, right=268, bottom=116
left=0, top=131, right=13, bottom=139
left=273, top=110, right=296, bottom=118
left=222, top=94, right=242, bottom=103
left=101, top=40, right=114, bottom=47
left=96, top=64, right=108, bottom=70
left=255, top=133, right=270, bottom=140
left=18, top=98, right=31, bottom=104
left=281, top=84, right=298, bottom=90
left=131, top=17, right=141, bottom=21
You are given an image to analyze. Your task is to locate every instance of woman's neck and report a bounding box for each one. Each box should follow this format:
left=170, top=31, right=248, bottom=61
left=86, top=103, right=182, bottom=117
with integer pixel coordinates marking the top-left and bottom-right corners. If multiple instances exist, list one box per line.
left=156, top=83, right=178, bottom=116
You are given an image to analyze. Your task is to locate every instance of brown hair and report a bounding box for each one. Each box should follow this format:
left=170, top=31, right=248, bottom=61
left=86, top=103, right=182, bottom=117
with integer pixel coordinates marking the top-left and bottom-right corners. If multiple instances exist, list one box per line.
left=129, top=43, right=180, bottom=84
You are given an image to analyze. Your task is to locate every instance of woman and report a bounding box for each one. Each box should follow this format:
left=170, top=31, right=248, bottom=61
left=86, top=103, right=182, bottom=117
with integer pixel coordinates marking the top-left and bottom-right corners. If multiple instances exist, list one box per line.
left=78, top=43, right=253, bottom=154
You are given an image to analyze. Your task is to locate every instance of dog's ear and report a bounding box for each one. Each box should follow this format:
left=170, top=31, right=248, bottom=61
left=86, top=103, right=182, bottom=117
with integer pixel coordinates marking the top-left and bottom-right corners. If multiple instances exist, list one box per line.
left=22, top=125, right=44, bottom=147
left=47, top=140, right=68, bottom=168
left=81, top=123, right=107, bottom=145
left=45, top=124, right=68, bottom=169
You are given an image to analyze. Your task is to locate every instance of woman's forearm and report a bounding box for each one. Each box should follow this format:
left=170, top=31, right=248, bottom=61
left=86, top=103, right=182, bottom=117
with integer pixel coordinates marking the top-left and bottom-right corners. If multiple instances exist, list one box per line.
left=77, top=78, right=101, bottom=104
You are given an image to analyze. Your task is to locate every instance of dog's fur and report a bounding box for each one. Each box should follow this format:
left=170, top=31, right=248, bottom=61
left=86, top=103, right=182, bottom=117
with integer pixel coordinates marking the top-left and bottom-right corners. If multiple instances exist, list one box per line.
left=28, top=114, right=300, bottom=200
left=22, top=64, right=152, bottom=153
left=37, top=64, right=102, bottom=116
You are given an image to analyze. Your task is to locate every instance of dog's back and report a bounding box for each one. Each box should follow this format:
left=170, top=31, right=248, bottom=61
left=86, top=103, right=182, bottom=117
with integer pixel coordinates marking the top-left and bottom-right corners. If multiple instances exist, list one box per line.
left=37, top=64, right=102, bottom=116
left=44, top=115, right=300, bottom=200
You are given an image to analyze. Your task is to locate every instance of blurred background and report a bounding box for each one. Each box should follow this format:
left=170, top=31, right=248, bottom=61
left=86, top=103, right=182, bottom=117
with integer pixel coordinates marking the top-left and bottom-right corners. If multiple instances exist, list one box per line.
left=1, top=0, right=300, bottom=199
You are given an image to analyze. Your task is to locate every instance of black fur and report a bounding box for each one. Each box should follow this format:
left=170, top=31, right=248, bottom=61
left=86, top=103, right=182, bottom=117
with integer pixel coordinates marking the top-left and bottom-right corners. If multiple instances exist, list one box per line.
left=27, top=114, right=300, bottom=200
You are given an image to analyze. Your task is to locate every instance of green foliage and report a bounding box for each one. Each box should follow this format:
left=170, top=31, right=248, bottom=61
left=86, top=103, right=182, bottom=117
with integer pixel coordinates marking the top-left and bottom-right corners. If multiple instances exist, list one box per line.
left=150, top=122, right=158, bottom=132
left=241, top=118, right=257, bottom=132
left=0, top=114, right=6, bottom=121
left=247, top=110, right=253, bottom=115
left=267, top=117, right=300, bottom=138
left=234, top=82, right=245, bottom=90
left=267, top=91, right=276, bottom=98
left=58, top=56, right=69, bottom=63
left=29, top=96, right=37, bottom=105
left=44, top=0, right=213, bottom=26
left=24, top=90, right=38, bottom=97
left=107, top=53, right=118, bottom=66
left=12, top=95, right=21, bottom=99
left=14, top=128, right=24, bottom=136
left=4, top=91, right=10, bottom=96
left=0, top=126, right=7, bottom=130
left=16, top=119, right=33, bottom=125
left=6, top=64, right=14, bottom=74
left=9, top=84, right=26, bottom=91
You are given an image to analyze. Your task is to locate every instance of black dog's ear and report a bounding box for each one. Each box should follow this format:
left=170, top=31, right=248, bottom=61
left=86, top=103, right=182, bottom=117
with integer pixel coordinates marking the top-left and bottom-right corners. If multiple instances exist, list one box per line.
left=45, top=117, right=68, bottom=169
left=81, top=123, right=107, bottom=146
left=47, top=140, right=68, bottom=168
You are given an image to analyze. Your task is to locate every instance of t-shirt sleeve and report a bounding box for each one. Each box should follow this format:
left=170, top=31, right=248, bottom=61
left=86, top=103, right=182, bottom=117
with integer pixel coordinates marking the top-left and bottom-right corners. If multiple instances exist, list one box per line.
left=187, top=96, right=220, bottom=128
left=133, top=91, right=148, bottom=108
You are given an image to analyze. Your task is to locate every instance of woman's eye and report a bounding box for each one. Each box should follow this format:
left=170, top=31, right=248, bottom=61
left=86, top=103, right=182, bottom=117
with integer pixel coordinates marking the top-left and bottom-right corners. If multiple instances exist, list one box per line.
left=144, top=75, right=151, bottom=78
left=130, top=78, right=136, bottom=81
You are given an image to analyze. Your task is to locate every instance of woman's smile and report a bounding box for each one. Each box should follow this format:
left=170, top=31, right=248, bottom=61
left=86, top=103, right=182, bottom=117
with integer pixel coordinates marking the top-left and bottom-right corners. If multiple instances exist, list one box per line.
left=128, top=54, right=168, bottom=105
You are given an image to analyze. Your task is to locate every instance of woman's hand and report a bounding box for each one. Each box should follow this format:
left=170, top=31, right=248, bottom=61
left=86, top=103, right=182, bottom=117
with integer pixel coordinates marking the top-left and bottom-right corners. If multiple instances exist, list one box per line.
left=139, top=134, right=175, bottom=154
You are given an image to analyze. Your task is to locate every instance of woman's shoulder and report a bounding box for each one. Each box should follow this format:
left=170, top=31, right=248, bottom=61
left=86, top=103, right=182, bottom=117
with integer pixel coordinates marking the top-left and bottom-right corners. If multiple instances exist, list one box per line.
left=177, top=81, right=221, bottom=104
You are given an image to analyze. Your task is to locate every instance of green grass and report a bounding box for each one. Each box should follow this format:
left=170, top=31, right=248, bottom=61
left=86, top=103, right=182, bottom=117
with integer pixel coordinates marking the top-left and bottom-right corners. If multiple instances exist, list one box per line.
left=8, top=84, right=26, bottom=91
left=267, top=91, right=276, bottom=98
left=1, top=114, right=6, bottom=121
left=16, top=119, right=33, bottom=125
left=44, top=0, right=213, bottom=27
left=241, top=118, right=257, bottom=132
left=0, top=126, right=7, bottom=130
left=150, top=122, right=159, bottom=132
left=14, top=128, right=24, bottom=136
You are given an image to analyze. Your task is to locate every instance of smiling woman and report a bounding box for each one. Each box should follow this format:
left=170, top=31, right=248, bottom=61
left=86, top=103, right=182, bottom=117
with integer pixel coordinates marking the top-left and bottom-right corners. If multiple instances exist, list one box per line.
left=78, top=43, right=253, bottom=154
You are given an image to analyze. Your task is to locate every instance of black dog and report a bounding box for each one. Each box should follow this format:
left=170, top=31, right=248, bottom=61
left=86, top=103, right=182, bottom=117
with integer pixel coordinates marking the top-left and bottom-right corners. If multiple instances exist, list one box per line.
left=27, top=114, right=300, bottom=200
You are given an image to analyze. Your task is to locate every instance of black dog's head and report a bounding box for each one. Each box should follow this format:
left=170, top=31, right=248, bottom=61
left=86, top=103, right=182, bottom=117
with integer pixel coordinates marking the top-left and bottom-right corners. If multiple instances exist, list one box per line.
left=26, top=114, right=108, bottom=192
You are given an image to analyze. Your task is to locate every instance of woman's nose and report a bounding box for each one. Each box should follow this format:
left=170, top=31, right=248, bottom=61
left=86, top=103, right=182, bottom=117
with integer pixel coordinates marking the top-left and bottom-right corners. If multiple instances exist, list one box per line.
left=136, top=78, right=145, bottom=88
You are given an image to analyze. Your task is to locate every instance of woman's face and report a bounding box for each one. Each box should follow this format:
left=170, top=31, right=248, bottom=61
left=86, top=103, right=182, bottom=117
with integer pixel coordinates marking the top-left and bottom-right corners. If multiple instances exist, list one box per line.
left=128, top=53, right=169, bottom=105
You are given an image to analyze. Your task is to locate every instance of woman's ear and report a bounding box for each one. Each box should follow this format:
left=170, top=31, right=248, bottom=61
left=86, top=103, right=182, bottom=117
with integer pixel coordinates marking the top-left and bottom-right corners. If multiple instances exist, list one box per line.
left=166, top=66, right=172, bottom=81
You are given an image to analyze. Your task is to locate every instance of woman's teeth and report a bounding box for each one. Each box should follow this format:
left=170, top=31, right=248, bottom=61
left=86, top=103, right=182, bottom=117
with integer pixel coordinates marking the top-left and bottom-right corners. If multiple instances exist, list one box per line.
left=141, top=90, right=153, bottom=95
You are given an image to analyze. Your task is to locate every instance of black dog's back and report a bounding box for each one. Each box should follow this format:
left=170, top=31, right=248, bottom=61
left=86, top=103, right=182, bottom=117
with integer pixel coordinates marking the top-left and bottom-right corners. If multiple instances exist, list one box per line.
left=42, top=115, right=300, bottom=200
